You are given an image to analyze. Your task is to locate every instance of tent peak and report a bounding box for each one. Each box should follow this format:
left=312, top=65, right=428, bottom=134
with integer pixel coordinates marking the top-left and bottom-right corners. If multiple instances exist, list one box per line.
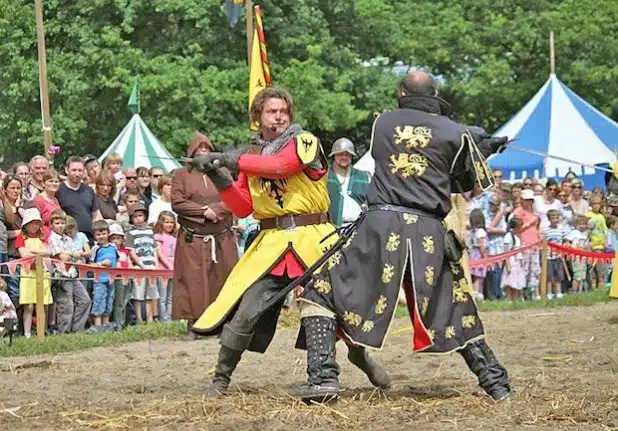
left=128, top=78, right=140, bottom=115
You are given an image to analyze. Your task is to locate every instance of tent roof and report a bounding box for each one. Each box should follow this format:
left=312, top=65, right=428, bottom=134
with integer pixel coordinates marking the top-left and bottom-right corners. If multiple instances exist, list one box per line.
left=490, top=74, right=618, bottom=180
left=99, top=114, right=180, bottom=172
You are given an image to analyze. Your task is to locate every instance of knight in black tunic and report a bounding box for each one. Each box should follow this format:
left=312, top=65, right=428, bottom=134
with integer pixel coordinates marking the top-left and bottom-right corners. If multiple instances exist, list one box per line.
left=294, top=71, right=512, bottom=403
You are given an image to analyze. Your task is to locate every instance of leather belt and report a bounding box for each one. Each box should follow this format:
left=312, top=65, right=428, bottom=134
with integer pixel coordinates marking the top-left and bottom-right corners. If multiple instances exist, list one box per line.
left=367, top=204, right=442, bottom=220
left=259, top=212, right=329, bottom=230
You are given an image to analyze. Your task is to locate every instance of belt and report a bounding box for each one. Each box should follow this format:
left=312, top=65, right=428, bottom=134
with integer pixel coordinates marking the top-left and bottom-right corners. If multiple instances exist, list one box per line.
left=259, top=212, right=329, bottom=230
left=367, top=204, right=442, bottom=220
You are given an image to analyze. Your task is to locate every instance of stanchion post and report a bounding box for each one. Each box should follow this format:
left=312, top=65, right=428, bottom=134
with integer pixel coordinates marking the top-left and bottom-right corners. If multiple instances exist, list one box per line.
left=35, top=255, right=46, bottom=342
left=539, top=238, right=549, bottom=298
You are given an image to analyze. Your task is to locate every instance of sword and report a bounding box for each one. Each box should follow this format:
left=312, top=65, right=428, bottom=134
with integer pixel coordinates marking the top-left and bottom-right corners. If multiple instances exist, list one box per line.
left=505, top=144, right=614, bottom=174
left=141, top=155, right=224, bottom=168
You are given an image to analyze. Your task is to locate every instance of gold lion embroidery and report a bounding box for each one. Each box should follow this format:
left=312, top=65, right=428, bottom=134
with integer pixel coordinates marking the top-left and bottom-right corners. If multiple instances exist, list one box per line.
left=422, top=236, right=435, bottom=254
left=375, top=295, right=387, bottom=314
left=394, top=126, right=432, bottom=149
left=343, top=311, right=362, bottom=327
left=385, top=233, right=400, bottom=252
left=343, top=231, right=357, bottom=249
left=362, top=320, right=374, bottom=332
left=445, top=325, right=456, bottom=339
left=314, top=279, right=331, bottom=294
left=403, top=213, right=418, bottom=224
left=462, top=315, right=476, bottom=329
left=450, top=262, right=461, bottom=275
left=474, top=161, right=486, bottom=180
left=421, top=297, right=429, bottom=316
left=327, top=251, right=342, bottom=269
left=389, top=153, right=429, bottom=178
left=382, top=263, right=395, bottom=283
left=426, top=328, right=435, bottom=342
left=452, top=280, right=468, bottom=303
left=425, top=266, right=435, bottom=285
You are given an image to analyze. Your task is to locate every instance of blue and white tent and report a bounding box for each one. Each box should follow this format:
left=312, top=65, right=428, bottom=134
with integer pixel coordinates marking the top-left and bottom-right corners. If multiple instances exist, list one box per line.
left=490, top=74, right=618, bottom=188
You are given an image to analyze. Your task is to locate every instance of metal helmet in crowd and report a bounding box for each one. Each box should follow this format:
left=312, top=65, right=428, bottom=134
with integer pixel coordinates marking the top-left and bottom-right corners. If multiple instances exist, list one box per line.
left=328, top=138, right=357, bottom=158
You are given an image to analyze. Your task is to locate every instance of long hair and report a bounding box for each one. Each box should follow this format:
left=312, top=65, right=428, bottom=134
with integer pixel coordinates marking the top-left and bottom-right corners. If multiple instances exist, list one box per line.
left=154, top=211, right=178, bottom=236
left=249, top=87, right=295, bottom=128
left=469, top=208, right=486, bottom=230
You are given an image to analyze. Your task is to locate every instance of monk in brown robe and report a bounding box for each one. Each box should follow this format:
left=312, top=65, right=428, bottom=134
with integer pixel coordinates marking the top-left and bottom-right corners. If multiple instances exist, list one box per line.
left=171, top=132, right=239, bottom=338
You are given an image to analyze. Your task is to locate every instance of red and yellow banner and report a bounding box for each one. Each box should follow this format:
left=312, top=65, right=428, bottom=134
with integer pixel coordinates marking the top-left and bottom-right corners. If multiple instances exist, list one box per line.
left=249, top=5, right=272, bottom=130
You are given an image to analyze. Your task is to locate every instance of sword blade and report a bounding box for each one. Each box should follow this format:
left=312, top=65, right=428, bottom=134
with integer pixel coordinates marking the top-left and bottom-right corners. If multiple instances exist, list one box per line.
left=507, top=144, right=614, bottom=174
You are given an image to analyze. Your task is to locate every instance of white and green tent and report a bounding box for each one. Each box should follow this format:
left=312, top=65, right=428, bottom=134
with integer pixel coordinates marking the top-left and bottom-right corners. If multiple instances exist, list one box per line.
left=99, top=79, right=180, bottom=172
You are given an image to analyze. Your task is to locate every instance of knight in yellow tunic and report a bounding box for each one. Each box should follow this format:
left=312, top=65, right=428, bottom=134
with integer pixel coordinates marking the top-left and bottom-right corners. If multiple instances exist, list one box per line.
left=190, top=88, right=389, bottom=396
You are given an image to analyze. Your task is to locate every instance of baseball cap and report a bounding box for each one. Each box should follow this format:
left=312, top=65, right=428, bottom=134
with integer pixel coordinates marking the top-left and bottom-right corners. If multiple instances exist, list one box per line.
left=520, top=189, right=535, bottom=201
left=108, top=223, right=125, bottom=237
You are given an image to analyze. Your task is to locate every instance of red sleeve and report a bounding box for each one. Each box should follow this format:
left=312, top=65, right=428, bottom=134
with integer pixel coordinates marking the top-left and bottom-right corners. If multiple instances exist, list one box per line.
left=237, top=141, right=304, bottom=180
left=219, top=172, right=253, bottom=218
left=14, top=234, right=25, bottom=250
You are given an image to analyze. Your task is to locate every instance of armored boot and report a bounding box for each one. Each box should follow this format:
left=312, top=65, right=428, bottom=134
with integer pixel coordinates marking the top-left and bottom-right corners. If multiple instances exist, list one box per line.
left=204, top=324, right=252, bottom=397
left=291, top=316, right=340, bottom=404
left=459, top=339, right=512, bottom=401
left=347, top=344, right=391, bottom=390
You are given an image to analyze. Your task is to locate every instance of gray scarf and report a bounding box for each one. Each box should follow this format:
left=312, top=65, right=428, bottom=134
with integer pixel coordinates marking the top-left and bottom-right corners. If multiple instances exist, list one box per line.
left=256, top=124, right=304, bottom=155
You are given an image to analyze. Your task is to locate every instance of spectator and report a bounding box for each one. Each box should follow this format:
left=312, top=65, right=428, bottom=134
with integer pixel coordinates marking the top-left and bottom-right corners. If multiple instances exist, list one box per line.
left=148, top=175, right=174, bottom=225
left=16, top=208, right=52, bottom=338
left=126, top=204, right=159, bottom=323
left=154, top=211, right=177, bottom=321
left=4, top=176, right=24, bottom=308
left=118, top=167, right=139, bottom=205
left=608, top=195, right=618, bottom=217
left=485, top=194, right=507, bottom=300
left=569, top=179, right=589, bottom=216
left=90, top=220, right=118, bottom=331
left=56, top=156, right=102, bottom=243
left=542, top=209, right=568, bottom=299
left=564, top=171, right=578, bottom=182
left=566, top=216, right=589, bottom=293
left=83, top=154, right=102, bottom=189
left=605, top=215, right=618, bottom=253
left=522, top=177, right=535, bottom=190
left=65, top=215, right=90, bottom=262
left=468, top=208, right=488, bottom=301
left=12, top=163, right=30, bottom=196
left=501, top=217, right=526, bottom=301
left=326, top=138, right=370, bottom=228
left=24, top=155, right=49, bottom=201
left=511, top=189, right=541, bottom=300
left=95, top=170, right=119, bottom=222
left=534, top=178, right=562, bottom=230
left=149, top=167, right=165, bottom=200
left=492, top=168, right=504, bottom=191
left=47, top=209, right=91, bottom=333
left=0, top=279, right=17, bottom=335
left=586, top=195, right=608, bottom=289
left=102, top=153, right=124, bottom=182
left=511, top=182, right=523, bottom=201
left=32, top=169, right=61, bottom=231
left=533, top=183, right=544, bottom=196
left=136, top=167, right=153, bottom=208
left=556, top=186, right=573, bottom=228
left=108, top=223, right=141, bottom=327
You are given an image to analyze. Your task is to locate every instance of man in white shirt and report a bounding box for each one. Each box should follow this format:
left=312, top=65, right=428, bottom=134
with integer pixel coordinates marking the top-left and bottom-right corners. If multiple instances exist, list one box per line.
left=326, top=138, right=371, bottom=227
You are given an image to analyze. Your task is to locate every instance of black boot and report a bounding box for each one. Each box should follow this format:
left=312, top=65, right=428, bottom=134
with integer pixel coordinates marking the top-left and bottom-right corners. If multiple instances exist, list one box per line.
left=459, top=339, right=512, bottom=401
left=291, top=316, right=340, bottom=404
left=347, top=344, right=391, bottom=390
left=205, top=324, right=252, bottom=397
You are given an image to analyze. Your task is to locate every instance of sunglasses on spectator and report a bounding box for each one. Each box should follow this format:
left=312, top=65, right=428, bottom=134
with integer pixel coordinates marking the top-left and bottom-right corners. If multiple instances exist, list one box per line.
left=151, top=174, right=163, bottom=178
left=572, top=185, right=581, bottom=189
left=125, top=176, right=137, bottom=180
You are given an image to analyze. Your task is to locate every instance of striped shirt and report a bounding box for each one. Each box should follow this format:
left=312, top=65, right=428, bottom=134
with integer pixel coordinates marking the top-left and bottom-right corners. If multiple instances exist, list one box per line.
left=542, top=225, right=568, bottom=259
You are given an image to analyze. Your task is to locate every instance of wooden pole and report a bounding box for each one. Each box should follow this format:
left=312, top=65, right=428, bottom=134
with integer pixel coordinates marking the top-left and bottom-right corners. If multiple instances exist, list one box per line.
left=246, top=0, right=254, bottom=68
left=549, top=30, right=556, bottom=75
left=539, top=238, right=549, bottom=299
left=35, top=255, right=46, bottom=342
left=34, top=0, right=53, bottom=162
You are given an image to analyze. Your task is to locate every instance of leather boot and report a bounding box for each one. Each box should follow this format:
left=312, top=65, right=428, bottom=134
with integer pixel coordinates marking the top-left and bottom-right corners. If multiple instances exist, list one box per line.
left=204, top=324, right=253, bottom=397
left=290, top=316, right=340, bottom=404
left=347, top=344, right=391, bottom=390
left=459, top=339, right=512, bottom=401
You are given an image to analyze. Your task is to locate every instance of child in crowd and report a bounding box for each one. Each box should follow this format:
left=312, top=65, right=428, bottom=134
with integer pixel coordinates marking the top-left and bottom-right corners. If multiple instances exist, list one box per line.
left=567, top=215, right=590, bottom=293
left=0, top=279, right=17, bottom=336
left=501, top=218, right=526, bottom=301
left=542, top=209, right=568, bottom=299
left=90, top=220, right=118, bottom=330
left=108, top=223, right=142, bottom=327
left=586, top=195, right=608, bottom=289
left=16, top=208, right=52, bottom=338
left=65, top=216, right=90, bottom=262
left=468, top=208, right=487, bottom=300
left=126, top=204, right=159, bottom=323
left=154, top=211, right=177, bottom=321
left=604, top=215, right=618, bottom=253
left=103, top=153, right=124, bottom=182
left=48, top=209, right=91, bottom=333
left=117, top=190, right=141, bottom=228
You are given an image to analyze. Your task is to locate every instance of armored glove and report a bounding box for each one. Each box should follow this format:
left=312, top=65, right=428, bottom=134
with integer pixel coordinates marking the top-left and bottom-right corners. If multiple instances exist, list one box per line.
left=479, top=136, right=509, bottom=155
left=190, top=152, right=240, bottom=174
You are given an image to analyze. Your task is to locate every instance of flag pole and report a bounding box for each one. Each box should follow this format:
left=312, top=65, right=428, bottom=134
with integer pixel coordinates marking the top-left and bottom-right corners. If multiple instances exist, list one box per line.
left=549, top=30, right=555, bottom=75
left=254, top=5, right=271, bottom=86
left=34, top=0, right=53, bottom=161
left=246, top=0, right=254, bottom=68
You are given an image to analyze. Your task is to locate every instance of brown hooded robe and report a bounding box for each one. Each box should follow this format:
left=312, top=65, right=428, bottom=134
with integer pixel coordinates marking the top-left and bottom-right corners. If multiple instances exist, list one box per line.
left=171, top=132, right=239, bottom=320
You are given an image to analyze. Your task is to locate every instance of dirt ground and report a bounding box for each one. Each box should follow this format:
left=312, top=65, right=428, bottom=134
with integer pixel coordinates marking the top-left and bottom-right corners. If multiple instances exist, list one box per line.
left=1, top=302, right=618, bottom=431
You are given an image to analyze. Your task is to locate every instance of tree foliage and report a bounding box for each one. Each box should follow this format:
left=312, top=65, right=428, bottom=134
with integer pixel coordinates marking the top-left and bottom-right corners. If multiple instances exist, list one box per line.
left=2, top=0, right=618, bottom=165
